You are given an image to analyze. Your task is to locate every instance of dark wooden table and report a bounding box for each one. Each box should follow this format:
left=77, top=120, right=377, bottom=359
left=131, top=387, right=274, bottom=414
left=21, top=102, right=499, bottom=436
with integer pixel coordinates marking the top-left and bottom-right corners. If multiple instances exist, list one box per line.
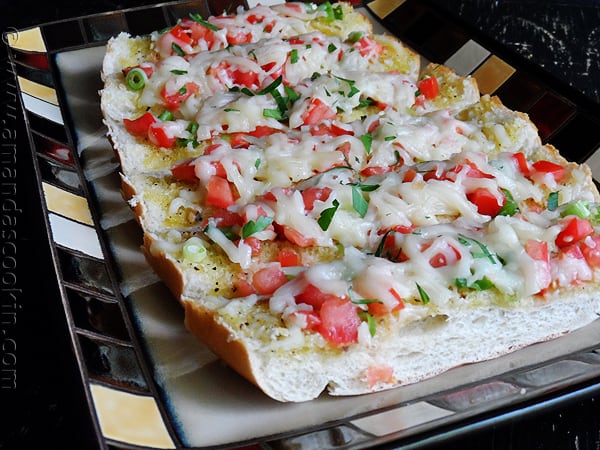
left=2, top=1, right=599, bottom=449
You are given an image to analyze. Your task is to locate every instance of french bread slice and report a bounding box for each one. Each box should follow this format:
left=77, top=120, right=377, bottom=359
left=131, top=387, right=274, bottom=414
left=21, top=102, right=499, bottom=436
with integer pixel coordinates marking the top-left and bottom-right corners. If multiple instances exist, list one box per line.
left=100, top=1, right=600, bottom=402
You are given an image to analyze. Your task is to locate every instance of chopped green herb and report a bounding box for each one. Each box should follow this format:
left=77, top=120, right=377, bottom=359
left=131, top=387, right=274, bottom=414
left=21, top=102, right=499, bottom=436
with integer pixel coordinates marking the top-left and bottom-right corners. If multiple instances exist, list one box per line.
left=242, top=216, right=274, bottom=239
left=290, top=48, right=299, bottom=64
left=223, top=108, right=240, bottom=112
left=458, top=234, right=498, bottom=264
left=189, top=13, right=219, bottom=31
left=384, top=135, right=396, bottom=141
left=360, top=133, right=373, bottom=154
left=284, top=85, right=301, bottom=103
left=352, top=185, right=369, bottom=217
left=317, top=199, right=340, bottom=231
left=327, top=43, right=337, bottom=53
left=358, top=311, right=377, bottom=336
left=170, top=69, right=188, bottom=75
left=263, top=108, right=284, bottom=120
left=257, top=75, right=282, bottom=95
left=416, top=283, right=430, bottom=304
left=171, top=43, right=185, bottom=57
left=470, top=277, right=495, bottom=291
left=498, top=189, right=519, bottom=216
left=254, top=158, right=261, bottom=169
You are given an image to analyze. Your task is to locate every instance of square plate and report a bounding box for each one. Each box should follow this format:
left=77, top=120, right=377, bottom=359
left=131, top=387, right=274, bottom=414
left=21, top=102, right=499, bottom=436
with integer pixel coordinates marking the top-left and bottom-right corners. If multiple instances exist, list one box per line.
left=5, top=1, right=600, bottom=448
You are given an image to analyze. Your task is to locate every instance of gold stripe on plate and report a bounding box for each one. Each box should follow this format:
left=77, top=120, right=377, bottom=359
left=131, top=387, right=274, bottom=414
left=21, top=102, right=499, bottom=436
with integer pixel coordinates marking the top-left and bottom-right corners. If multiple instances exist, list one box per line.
left=471, top=55, right=516, bottom=95
left=90, top=383, right=175, bottom=449
left=5, top=27, right=46, bottom=53
left=17, top=76, right=59, bottom=105
left=43, top=183, right=94, bottom=226
left=367, top=0, right=406, bottom=19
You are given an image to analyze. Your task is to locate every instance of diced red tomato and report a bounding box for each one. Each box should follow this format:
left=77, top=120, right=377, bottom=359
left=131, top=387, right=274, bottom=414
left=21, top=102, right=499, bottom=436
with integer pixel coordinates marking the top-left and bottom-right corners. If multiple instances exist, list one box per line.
left=243, top=236, right=262, bottom=256
left=511, top=152, right=530, bottom=176
left=353, top=36, right=384, bottom=57
left=278, top=248, right=300, bottom=267
left=226, top=30, right=252, bottom=45
left=288, top=37, right=305, bottom=45
left=246, top=14, right=264, bottom=24
left=318, top=298, right=361, bottom=345
left=123, top=112, right=156, bottom=136
left=295, top=284, right=339, bottom=311
left=169, top=24, right=194, bottom=46
left=171, top=158, right=198, bottom=182
left=301, top=98, right=336, bottom=126
left=580, top=235, right=600, bottom=268
left=366, top=365, right=395, bottom=389
left=231, top=275, right=256, bottom=297
left=230, top=125, right=280, bottom=148
left=291, top=310, right=321, bottom=331
left=402, top=168, right=418, bottom=182
left=554, top=243, right=593, bottom=285
left=525, top=239, right=552, bottom=295
left=309, top=122, right=354, bottom=137
left=201, top=208, right=243, bottom=228
left=148, top=122, right=177, bottom=148
left=555, top=216, right=594, bottom=248
left=525, top=239, right=549, bottom=262
left=360, top=166, right=393, bottom=177
left=185, top=20, right=217, bottom=48
left=467, top=188, right=506, bottom=216
left=282, top=226, right=317, bottom=247
left=531, top=160, right=566, bottom=183
left=161, top=82, right=199, bottom=111
left=428, top=245, right=461, bottom=268
left=205, top=175, right=236, bottom=208
left=302, top=187, right=332, bottom=211
left=252, top=266, right=288, bottom=295
left=417, top=76, right=439, bottom=100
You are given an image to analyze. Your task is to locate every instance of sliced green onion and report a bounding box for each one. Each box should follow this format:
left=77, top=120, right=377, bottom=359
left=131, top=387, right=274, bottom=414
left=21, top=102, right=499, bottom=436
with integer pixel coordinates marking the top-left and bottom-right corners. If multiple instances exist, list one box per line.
left=317, top=199, right=339, bottom=231
left=182, top=237, right=207, bottom=263
left=547, top=192, right=559, bottom=211
left=125, top=68, right=147, bottom=91
left=561, top=200, right=591, bottom=218
left=158, top=110, right=174, bottom=121
left=347, top=31, right=364, bottom=43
